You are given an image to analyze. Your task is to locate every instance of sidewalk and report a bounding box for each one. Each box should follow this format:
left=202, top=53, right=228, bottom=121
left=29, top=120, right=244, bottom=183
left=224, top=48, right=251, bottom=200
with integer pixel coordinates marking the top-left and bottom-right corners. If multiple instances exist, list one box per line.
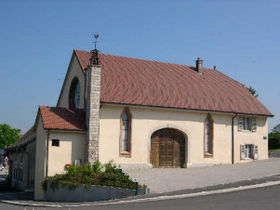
left=124, top=157, right=280, bottom=193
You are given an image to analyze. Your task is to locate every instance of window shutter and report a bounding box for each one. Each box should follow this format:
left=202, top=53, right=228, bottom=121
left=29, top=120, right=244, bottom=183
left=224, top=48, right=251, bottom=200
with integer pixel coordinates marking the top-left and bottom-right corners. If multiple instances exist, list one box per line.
left=240, top=145, right=246, bottom=160
left=251, top=118, right=257, bottom=132
left=253, top=145, right=259, bottom=160
left=238, top=118, right=243, bottom=131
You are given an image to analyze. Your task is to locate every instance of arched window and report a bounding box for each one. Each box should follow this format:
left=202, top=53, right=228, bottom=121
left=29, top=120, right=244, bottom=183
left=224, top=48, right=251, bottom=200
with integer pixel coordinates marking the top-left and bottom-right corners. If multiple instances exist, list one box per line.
left=205, top=114, right=213, bottom=156
left=120, top=108, right=131, bottom=156
left=69, top=78, right=80, bottom=109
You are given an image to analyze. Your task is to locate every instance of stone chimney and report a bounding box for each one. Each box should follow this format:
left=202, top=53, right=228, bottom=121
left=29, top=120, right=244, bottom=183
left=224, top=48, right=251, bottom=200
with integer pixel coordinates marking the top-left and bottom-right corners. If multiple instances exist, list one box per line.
left=196, top=57, right=203, bottom=73
left=85, top=49, right=102, bottom=164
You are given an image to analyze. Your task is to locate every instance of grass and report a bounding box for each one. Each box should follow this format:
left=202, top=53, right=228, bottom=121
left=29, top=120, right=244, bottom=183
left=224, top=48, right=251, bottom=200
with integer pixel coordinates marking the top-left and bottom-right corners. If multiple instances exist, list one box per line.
left=269, top=148, right=280, bottom=155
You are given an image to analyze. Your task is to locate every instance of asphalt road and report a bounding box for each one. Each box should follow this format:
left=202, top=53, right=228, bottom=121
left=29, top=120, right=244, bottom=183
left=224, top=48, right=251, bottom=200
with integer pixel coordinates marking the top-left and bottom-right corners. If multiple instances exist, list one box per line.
left=1, top=185, right=280, bottom=210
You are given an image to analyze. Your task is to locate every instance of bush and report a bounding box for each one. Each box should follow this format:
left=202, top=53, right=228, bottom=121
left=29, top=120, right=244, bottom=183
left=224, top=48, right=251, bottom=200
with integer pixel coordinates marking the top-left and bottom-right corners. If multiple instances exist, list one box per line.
left=268, top=132, right=280, bottom=150
left=41, top=161, right=146, bottom=192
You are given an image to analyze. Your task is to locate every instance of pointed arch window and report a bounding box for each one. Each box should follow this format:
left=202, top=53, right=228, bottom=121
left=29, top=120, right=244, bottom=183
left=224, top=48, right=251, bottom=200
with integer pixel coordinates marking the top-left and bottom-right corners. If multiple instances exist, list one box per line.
left=120, top=108, right=132, bottom=156
left=205, top=114, right=213, bottom=157
left=69, top=77, right=80, bottom=109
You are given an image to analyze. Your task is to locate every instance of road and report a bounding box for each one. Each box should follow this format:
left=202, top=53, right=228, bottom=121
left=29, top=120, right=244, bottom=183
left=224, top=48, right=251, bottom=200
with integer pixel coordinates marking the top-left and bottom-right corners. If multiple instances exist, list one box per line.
left=1, top=185, right=280, bottom=210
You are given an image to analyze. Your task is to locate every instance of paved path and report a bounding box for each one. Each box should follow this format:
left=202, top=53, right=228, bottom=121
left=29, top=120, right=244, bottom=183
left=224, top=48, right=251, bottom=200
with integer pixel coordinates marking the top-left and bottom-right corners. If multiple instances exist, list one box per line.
left=124, top=158, right=280, bottom=193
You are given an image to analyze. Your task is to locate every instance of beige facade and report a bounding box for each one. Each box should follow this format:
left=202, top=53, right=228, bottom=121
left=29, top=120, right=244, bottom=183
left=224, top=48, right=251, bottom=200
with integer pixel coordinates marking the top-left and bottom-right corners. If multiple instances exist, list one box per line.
left=34, top=117, right=86, bottom=200
left=234, top=116, right=268, bottom=162
left=47, top=131, right=86, bottom=176
left=57, top=54, right=85, bottom=109
left=99, top=104, right=268, bottom=167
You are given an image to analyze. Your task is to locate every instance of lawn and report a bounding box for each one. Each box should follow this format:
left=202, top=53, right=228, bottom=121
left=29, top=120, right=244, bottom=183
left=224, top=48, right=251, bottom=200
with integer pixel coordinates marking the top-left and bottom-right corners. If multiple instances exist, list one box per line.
left=269, top=148, right=280, bottom=155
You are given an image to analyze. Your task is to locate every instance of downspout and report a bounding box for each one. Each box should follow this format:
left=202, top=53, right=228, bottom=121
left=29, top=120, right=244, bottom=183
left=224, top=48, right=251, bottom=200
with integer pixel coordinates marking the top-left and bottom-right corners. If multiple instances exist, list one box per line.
left=232, top=113, right=238, bottom=164
left=45, top=130, right=49, bottom=177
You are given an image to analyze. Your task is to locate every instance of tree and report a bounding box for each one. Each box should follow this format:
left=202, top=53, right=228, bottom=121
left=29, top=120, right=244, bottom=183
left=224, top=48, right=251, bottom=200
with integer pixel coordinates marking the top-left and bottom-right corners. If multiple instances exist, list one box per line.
left=269, top=124, right=280, bottom=150
left=247, top=86, right=259, bottom=98
left=0, top=124, right=21, bottom=149
left=272, top=124, right=280, bottom=133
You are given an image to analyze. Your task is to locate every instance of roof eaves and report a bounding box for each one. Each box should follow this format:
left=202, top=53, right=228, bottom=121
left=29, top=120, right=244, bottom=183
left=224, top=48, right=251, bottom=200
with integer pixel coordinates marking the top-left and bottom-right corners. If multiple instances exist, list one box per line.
left=101, top=101, right=274, bottom=117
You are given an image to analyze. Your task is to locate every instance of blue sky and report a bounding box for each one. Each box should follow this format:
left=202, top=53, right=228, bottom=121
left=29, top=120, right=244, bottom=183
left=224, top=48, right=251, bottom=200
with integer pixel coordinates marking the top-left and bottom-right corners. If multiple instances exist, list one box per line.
left=0, top=0, right=279, bottom=133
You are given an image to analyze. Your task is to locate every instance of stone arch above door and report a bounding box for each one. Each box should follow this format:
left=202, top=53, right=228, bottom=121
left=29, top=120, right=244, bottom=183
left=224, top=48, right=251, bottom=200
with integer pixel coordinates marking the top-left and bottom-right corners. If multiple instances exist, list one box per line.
left=150, top=128, right=186, bottom=168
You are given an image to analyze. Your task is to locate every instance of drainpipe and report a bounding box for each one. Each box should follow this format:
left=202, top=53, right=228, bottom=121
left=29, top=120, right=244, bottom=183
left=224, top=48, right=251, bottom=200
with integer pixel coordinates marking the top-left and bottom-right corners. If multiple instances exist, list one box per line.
left=232, top=113, right=238, bottom=164
left=45, top=131, right=50, bottom=177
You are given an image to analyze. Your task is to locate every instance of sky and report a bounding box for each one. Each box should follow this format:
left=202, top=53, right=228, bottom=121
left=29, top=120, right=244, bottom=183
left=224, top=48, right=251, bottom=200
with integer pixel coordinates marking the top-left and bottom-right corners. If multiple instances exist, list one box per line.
left=0, top=0, right=279, bottom=133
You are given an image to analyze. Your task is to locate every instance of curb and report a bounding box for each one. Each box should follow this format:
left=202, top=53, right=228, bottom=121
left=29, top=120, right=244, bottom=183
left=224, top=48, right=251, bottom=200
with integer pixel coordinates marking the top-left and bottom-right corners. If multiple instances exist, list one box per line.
left=1, top=180, right=280, bottom=208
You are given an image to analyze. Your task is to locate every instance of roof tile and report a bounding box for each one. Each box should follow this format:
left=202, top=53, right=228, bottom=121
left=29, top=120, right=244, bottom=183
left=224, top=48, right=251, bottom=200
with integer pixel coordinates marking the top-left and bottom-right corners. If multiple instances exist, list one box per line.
left=74, top=50, right=272, bottom=116
left=39, top=106, right=86, bottom=131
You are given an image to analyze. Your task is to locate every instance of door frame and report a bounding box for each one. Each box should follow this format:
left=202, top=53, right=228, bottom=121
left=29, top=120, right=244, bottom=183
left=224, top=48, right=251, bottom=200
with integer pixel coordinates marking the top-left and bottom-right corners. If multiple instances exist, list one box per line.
left=149, top=126, right=188, bottom=168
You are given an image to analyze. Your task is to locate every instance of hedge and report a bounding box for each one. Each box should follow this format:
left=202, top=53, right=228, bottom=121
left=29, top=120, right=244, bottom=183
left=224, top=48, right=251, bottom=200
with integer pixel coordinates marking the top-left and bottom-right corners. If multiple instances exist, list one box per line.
left=42, top=161, right=146, bottom=192
left=268, top=132, right=280, bottom=150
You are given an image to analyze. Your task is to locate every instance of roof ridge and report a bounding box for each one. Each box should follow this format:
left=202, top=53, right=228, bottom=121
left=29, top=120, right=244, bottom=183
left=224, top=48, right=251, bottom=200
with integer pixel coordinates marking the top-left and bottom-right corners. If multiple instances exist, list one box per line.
left=74, top=49, right=196, bottom=69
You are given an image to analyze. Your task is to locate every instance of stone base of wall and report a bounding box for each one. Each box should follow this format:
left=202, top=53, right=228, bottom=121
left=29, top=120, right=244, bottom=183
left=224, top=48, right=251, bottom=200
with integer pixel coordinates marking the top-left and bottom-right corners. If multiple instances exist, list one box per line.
left=118, top=163, right=153, bottom=169
left=187, top=163, right=218, bottom=168
left=44, top=184, right=150, bottom=202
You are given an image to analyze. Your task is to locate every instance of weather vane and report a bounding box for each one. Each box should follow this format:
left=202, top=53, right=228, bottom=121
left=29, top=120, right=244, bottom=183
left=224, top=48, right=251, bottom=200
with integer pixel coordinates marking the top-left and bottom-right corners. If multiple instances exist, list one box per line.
left=94, top=34, right=99, bottom=50
left=90, top=33, right=100, bottom=65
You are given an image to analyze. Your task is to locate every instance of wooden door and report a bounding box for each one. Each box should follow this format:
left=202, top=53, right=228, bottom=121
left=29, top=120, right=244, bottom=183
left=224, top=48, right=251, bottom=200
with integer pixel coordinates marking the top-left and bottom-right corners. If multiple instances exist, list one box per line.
left=151, top=129, right=185, bottom=168
left=151, top=136, right=160, bottom=167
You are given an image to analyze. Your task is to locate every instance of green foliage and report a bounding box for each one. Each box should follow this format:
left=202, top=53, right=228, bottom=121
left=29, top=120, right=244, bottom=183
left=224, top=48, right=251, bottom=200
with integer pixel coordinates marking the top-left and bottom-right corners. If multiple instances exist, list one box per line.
left=268, top=131, right=280, bottom=150
left=0, top=124, right=21, bottom=149
left=271, top=124, right=280, bottom=133
left=41, top=161, right=146, bottom=192
left=247, top=86, right=259, bottom=98
left=268, top=124, right=280, bottom=150
left=92, top=160, right=103, bottom=174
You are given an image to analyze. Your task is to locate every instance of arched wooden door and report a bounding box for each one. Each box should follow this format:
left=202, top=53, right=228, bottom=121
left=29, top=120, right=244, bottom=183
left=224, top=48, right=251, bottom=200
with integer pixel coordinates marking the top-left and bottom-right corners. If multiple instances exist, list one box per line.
left=150, top=128, right=185, bottom=168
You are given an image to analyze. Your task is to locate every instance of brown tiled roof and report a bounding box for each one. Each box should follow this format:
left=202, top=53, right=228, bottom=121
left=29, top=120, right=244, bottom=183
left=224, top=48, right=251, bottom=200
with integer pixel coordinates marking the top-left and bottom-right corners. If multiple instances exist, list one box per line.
left=39, top=106, right=86, bottom=131
left=74, top=50, right=272, bottom=116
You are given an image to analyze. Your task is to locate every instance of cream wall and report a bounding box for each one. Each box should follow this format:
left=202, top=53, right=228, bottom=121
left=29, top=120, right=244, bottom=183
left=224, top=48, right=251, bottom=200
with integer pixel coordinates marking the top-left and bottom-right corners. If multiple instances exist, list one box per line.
left=234, top=116, right=268, bottom=163
left=99, top=104, right=269, bottom=167
left=57, top=54, right=85, bottom=109
left=47, top=131, right=86, bottom=176
left=34, top=116, right=48, bottom=200
left=99, top=105, right=247, bottom=167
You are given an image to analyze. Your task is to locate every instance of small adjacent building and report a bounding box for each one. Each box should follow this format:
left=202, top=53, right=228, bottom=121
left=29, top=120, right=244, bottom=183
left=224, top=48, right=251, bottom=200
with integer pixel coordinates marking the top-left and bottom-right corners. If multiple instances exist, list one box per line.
left=6, top=48, right=273, bottom=200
